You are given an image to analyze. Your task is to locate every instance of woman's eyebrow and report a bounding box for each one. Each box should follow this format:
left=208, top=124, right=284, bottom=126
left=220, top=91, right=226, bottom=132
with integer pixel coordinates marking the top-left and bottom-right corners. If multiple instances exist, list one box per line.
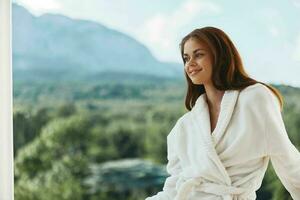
left=183, top=48, right=206, bottom=56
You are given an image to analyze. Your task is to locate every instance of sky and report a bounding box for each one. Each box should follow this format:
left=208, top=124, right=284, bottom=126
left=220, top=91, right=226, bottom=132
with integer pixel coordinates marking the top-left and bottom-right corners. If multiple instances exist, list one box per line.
left=13, top=0, right=300, bottom=87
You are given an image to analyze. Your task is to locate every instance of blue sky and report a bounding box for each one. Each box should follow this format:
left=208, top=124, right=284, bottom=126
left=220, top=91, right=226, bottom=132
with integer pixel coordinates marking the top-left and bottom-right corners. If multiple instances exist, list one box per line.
left=13, top=0, right=300, bottom=86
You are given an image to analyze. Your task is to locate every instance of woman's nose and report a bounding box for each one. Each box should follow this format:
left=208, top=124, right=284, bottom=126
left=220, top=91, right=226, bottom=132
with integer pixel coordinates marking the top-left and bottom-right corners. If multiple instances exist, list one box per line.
left=187, top=58, right=196, bottom=67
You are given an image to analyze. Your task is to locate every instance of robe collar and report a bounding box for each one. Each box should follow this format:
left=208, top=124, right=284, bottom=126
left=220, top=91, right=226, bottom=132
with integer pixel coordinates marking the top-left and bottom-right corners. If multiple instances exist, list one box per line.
left=190, top=88, right=240, bottom=185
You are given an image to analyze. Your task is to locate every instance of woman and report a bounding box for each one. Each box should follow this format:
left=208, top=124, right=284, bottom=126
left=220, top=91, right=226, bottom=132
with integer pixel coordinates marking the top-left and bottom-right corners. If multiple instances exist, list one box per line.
left=145, top=27, right=300, bottom=200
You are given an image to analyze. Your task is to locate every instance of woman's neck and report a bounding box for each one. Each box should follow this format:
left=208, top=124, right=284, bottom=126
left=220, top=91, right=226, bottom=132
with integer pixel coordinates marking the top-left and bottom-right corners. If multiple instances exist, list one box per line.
left=204, top=83, right=225, bottom=110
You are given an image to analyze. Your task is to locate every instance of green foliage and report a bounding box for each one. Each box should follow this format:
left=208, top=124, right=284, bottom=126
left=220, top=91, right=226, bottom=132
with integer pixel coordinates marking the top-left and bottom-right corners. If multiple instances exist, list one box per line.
left=13, top=80, right=300, bottom=200
left=15, top=115, right=91, bottom=177
left=13, top=107, right=50, bottom=157
left=14, top=115, right=91, bottom=199
left=15, top=159, right=83, bottom=200
left=56, top=103, right=77, bottom=117
left=88, top=121, right=146, bottom=162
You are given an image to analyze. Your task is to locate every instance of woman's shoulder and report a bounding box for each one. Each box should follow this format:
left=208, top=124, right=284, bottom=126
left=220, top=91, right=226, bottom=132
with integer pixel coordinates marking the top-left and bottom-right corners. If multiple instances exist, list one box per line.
left=167, top=112, right=190, bottom=136
left=239, top=82, right=269, bottom=97
left=238, top=82, right=280, bottom=109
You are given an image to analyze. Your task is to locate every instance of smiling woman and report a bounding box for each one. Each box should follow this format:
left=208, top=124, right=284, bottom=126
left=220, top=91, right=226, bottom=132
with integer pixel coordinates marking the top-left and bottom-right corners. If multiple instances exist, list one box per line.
left=145, top=27, right=300, bottom=200
left=0, top=0, right=13, bottom=199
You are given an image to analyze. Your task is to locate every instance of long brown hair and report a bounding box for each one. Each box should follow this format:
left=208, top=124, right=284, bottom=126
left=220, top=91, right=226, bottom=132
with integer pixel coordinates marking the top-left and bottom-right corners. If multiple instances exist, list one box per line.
left=179, top=26, right=283, bottom=111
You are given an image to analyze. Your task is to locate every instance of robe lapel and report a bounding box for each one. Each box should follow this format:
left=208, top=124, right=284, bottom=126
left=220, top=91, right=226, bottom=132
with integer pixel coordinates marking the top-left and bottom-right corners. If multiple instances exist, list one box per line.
left=190, top=89, right=240, bottom=185
left=212, top=89, right=240, bottom=145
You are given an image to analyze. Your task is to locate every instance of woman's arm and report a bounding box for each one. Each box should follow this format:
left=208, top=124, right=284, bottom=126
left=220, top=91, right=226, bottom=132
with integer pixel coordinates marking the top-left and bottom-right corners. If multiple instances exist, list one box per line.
left=263, top=87, right=300, bottom=199
left=145, top=120, right=182, bottom=200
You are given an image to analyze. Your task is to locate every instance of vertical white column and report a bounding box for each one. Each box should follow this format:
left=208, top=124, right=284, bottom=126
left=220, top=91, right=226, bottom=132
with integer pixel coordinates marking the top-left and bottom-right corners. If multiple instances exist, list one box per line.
left=0, top=0, right=14, bottom=199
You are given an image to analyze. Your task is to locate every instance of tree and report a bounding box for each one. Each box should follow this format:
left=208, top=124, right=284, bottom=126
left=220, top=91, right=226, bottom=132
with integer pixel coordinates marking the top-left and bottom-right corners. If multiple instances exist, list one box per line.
left=14, top=114, right=92, bottom=198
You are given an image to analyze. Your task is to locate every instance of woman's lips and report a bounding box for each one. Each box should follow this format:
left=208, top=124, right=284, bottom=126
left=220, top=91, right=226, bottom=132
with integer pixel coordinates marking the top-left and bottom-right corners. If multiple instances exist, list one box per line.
left=189, top=68, right=202, bottom=76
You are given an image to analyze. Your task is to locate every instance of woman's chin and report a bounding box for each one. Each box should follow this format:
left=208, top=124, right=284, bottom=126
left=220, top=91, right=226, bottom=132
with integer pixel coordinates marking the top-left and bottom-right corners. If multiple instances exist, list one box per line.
left=191, top=79, right=203, bottom=85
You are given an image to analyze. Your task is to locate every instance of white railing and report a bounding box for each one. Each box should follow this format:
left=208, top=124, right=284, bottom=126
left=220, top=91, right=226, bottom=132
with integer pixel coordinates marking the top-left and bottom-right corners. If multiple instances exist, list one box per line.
left=0, top=0, right=14, bottom=199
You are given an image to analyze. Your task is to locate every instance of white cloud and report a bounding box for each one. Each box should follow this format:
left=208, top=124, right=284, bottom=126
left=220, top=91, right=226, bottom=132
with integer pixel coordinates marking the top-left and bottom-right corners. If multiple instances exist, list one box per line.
left=135, top=0, right=221, bottom=62
left=259, top=8, right=284, bottom=38
left=15, top=0, right=62, bottom=15
left=293, top=34, right=300, bottom=61
left=269, top=26, right=281, bottom=37
left=292, top=0, right=300, bottom=8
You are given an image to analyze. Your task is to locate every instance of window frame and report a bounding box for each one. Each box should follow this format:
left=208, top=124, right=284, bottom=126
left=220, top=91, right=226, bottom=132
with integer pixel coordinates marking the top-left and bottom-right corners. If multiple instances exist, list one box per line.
left=0, top=0, right=14, bottom=199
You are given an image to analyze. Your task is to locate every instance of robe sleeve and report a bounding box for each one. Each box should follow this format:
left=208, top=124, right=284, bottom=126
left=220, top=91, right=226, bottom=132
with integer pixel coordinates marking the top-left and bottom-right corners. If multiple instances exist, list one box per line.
left=262, top=87, right=300, bottom=199
left=145, top=119, right=182, bottom=200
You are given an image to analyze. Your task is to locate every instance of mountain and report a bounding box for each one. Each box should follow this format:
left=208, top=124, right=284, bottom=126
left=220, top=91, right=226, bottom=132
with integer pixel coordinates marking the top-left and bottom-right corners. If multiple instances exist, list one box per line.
left=12, top=3, right=183, bottom=81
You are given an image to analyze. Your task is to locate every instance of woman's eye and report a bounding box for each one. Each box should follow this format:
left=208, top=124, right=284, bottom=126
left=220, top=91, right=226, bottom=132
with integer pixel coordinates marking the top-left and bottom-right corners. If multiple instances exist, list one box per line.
left=184, top=57, right=189, bottom=62
left=195, top=53, right=204, bottom=58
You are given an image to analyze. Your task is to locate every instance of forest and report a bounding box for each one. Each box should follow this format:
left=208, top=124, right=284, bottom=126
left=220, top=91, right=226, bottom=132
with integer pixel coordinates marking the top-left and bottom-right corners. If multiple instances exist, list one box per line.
left=13, top=75, right=300, bottom=200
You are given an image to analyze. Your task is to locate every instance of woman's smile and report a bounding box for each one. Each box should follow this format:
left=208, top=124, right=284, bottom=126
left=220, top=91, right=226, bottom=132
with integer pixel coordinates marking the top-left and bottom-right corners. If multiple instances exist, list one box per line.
left=189, top=68, right=202, bottom=76
left=183, top=38, right=213, bottom=85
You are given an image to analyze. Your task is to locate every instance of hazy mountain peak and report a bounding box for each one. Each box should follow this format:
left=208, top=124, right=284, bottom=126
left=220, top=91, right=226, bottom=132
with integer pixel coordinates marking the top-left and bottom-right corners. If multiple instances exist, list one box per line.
left=12, top=3, right=182, bottom=81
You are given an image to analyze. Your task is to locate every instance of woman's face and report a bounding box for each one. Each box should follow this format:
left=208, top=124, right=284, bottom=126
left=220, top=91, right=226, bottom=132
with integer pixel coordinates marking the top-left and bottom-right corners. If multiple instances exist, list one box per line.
left=183, top=38, right=213, bottom=85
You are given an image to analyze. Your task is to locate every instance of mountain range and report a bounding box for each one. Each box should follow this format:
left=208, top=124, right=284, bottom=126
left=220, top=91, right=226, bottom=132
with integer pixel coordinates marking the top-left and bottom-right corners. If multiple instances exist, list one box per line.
left=12, top=3, right=183, bottom=81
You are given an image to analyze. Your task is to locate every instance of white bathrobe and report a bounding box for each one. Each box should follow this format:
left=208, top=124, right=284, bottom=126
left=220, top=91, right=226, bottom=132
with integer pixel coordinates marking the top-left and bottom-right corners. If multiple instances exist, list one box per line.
left=146, top=83, right=300, bottom=200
